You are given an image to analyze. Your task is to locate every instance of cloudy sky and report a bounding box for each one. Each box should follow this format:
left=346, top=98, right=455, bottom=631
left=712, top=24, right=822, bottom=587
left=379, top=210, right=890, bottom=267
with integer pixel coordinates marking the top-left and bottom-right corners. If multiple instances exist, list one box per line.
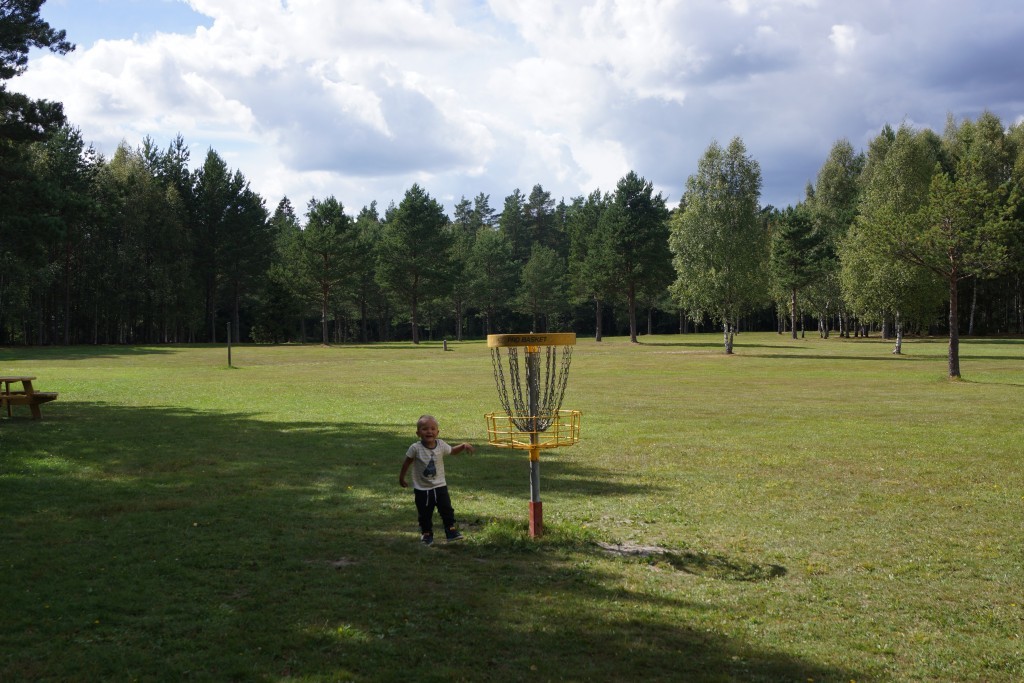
left=17, top=0, right=1024, bottom=219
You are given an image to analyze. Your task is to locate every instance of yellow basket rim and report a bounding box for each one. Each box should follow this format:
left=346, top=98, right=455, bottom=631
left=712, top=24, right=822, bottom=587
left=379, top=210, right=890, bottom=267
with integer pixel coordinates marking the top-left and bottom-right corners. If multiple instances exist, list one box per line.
left=487, top=333, right=576, bottom=348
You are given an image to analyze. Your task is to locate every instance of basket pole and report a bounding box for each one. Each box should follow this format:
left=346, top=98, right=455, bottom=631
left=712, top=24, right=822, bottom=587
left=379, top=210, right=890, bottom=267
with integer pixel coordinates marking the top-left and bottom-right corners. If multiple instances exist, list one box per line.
left=527, top=345, right=543, bottom=537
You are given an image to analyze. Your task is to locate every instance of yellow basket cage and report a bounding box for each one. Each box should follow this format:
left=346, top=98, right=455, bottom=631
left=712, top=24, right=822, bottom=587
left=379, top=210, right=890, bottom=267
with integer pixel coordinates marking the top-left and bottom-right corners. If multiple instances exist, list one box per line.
left=485, top=410, right=582, bottom=450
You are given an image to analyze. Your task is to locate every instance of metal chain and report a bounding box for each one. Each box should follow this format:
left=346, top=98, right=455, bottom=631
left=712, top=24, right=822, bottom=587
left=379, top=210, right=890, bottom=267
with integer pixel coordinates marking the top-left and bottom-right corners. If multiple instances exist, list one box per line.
left=490, top=347, right=505, bottom=410
left=508, top=347, right=530, bottom=429
left=537, top=345, right=572, bottom=431
left=490, top=343, right=574, bottom=433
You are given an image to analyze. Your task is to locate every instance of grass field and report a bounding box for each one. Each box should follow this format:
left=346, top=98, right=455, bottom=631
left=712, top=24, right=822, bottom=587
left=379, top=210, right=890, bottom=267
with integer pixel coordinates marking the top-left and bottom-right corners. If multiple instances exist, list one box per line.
left=2, top=333, right=1022, bottom=682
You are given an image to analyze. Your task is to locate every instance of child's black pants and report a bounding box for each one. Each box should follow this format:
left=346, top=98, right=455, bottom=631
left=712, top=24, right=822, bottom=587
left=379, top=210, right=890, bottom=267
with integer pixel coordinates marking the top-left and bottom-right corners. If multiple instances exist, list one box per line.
left=414, top=486, right=455, bottom=535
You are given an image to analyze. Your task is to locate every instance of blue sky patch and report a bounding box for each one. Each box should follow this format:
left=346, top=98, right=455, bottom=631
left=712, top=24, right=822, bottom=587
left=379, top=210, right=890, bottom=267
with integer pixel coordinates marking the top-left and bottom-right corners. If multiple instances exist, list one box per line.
left=39, top=0, right=212, bottom=48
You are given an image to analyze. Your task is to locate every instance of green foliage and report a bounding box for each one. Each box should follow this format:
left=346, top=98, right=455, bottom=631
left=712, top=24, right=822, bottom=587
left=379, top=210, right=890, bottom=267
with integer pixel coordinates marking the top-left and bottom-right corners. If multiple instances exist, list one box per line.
left=852, top=116, right=1017, bottom=376
left=3, top=35, right=1024, bottom=349
left=524, top=183, right=564, bottom=256
left=514, top=243, right=567, bottom=331
left=0, top=0, right=73, bottom=146
left=297, top=196, right=358, bottom=344
left=839, top=221, right=944, bottom=330
left=351, top=201, right=388, bottom=342
left=447, top=196, right=484, bottom=340
left=0, top=0, right=73, bottom=80
left=565, top=190, right=616, bottom=339
left=769, top=204, right=822, bottom=292
left=375, top=184, right=452, bottom=343
left=670, top=137, right=767, bottom=352
left=810, top=138, right=864, bottom=246
left=769, top=205, right=825, bottom=336
left=498, top=188, right=530, bottom=264
left=468, top=226, right=518, bottom=335
left=803, top=139, right=865, bottom=333
left=603, top=171, right=671, bottom=342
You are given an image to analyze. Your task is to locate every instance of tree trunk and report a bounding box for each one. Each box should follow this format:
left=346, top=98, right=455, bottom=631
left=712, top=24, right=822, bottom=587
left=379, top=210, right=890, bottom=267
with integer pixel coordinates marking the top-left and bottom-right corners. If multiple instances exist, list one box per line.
left=628, top=283, right=638, bottom=343
left=723, top=318, right=734, bottom=354
left=1017, top=275, right=1022, bottom=334
left=411, top=294, right=420, bottom=344
left=321, top=296, right=329, bottom=345
left=206, top=275, right=217, bottom=343
left=948, top=276, right=961, bottom=378
left=360, top=297, right=369, bottom=343
left=455, top=300, right=464, bottom=341
left=892, top=312, right=902, bottom=355
left=647, top=307, right=653, bottom=336
left=594, top=297, right=603, bottom=342
left=233, top=282, right=241, bottom=343
left=968, top=277, right=977, bottom=336
left=790, top=288, right=798, bottom=339
left=63, top=239, right=72, bottom=345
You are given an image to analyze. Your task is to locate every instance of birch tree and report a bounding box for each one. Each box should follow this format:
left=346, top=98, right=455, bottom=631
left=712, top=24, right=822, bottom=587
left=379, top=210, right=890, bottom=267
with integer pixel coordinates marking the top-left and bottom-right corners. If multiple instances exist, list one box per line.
left=669, top=138, right=767, bottom=353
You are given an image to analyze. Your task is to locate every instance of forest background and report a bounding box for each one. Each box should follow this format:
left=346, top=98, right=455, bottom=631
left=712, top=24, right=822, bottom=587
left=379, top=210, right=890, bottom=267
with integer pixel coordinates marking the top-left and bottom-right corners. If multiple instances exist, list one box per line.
left=3, top=2, right=1023, bottom=373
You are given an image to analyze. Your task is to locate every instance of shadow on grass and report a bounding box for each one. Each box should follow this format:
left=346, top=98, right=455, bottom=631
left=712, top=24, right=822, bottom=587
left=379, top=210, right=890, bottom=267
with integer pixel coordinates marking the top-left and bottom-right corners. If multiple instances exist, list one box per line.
left=741, top=351, right=1023, bottom=363
left=592, top=541, right=787, bottom=583
left=663, top=550, right=788, bottom=582
left=639, top=340, right=800, bottom=350
left=742, top=352, right=938, bottom=362
left=0, top=345, right=179, bottom=361
left=951, top=336, right=1024, bottom=345
left=958, top=378, right=1024, bottom=387
left=460, top=452, right=670, bottom=500
left=1, top=402, right=862, bottom=682
left=0, top=340, right=486, bottom=364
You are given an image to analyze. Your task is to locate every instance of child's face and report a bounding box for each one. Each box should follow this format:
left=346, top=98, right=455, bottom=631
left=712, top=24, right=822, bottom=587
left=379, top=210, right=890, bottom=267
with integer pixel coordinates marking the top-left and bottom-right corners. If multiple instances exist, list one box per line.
left=417, top=419, right=439, bottom=443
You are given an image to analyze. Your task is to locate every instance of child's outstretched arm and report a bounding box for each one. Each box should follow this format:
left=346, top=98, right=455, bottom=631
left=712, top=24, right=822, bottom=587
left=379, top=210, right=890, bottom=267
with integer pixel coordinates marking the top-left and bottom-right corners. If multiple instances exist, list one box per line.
left=451, top=443, right=474, bottom=455
left=398, top=457, right=413, bottom=487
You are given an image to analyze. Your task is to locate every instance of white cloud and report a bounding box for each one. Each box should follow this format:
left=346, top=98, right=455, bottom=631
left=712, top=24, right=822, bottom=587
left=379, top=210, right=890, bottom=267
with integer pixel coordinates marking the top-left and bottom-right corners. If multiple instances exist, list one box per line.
left=830, top=24, right=857, bottom=56
left=15, top=0, right=1024, bottom=214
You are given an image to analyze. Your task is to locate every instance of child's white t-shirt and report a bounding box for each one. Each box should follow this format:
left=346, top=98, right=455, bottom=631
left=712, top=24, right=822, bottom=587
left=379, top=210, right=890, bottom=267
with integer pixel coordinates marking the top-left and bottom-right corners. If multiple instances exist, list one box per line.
left=406, top=439, right=451, bottom=490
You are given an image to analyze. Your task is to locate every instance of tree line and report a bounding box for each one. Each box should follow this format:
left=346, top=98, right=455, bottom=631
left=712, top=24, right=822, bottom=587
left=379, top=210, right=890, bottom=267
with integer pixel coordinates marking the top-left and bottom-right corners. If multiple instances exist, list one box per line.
left=3, top=2, right=1023, bottom=378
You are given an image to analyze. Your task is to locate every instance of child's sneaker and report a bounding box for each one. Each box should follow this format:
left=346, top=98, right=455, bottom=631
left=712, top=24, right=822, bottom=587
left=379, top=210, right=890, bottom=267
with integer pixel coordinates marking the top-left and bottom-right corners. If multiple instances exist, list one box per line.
left=421, top=532, right=434, bottom=546
left=445, top=527, right=463, bottom=542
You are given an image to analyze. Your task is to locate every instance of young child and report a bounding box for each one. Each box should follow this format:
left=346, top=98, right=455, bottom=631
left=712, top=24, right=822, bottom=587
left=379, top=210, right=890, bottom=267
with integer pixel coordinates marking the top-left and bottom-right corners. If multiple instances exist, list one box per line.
left=398, top=414, right=474, bottom=545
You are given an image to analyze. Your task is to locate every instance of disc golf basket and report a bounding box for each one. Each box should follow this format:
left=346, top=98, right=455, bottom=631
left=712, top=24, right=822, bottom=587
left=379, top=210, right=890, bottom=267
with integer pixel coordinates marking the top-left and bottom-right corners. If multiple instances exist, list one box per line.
left=485, top=333, right=581, bottom=537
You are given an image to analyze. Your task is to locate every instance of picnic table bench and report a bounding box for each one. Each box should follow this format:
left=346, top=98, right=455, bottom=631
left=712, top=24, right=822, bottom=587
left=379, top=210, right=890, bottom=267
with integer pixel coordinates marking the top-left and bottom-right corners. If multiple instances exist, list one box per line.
left=1, top=376, right=58, bottom=420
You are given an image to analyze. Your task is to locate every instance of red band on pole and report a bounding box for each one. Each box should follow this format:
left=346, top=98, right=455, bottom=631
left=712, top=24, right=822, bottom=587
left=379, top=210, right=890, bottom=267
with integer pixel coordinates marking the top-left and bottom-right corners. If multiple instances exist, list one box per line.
left=529, top=501, right=543, bottom=538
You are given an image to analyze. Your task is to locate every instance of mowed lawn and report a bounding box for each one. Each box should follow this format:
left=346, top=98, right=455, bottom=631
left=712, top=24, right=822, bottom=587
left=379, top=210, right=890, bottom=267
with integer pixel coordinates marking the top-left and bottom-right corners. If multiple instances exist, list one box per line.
left=1, top=334, right=1022, bottom=682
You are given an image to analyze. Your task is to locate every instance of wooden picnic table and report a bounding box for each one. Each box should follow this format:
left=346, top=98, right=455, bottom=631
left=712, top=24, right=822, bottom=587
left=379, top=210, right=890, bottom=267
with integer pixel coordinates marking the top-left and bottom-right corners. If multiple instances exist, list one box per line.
left=0, top=376, right=59, bottom=420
